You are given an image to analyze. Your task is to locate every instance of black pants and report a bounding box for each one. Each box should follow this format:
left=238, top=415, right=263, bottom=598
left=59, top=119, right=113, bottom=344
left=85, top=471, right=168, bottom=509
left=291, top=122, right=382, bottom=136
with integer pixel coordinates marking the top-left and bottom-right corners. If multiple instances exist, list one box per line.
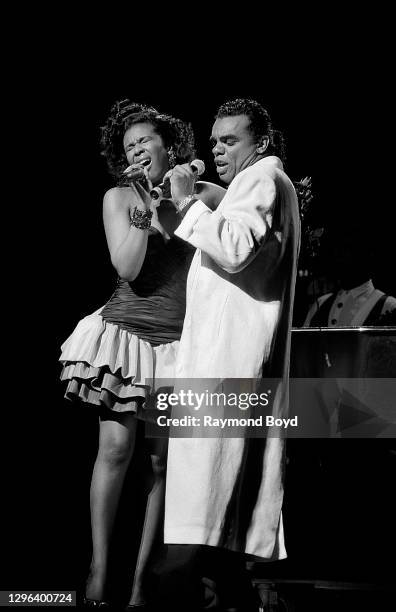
left=147, top=544, right=259, bottom=611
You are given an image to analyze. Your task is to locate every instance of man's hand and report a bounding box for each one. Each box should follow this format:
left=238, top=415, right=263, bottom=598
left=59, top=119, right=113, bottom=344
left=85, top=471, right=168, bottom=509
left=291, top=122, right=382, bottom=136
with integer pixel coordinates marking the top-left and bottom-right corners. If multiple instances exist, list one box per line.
left=169, top=164, right=196, bottom=204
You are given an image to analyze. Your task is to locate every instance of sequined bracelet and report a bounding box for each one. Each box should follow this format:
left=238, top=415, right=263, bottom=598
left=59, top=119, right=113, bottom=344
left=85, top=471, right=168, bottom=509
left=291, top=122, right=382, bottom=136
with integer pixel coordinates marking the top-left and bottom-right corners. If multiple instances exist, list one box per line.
left=176, top=195, right=197, bottom=214
left=130, top=206, right=153, bottom=230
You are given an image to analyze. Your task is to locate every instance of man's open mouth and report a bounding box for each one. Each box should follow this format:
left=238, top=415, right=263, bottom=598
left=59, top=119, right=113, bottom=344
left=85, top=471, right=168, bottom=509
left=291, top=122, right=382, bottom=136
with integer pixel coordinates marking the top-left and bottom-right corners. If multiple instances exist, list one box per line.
left=216, top=161, right=228, bottom=173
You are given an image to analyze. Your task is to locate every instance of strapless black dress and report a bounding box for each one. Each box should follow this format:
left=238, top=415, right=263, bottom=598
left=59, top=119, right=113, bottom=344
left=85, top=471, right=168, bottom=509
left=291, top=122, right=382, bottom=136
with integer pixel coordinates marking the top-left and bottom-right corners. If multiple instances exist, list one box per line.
left=60, top=232, right=194, bottom=413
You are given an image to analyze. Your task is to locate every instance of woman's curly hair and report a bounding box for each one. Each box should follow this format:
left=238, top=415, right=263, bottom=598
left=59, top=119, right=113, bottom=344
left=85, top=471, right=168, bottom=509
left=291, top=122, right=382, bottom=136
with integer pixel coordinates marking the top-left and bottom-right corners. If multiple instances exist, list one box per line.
left=100, top=99, right=196, bottom=185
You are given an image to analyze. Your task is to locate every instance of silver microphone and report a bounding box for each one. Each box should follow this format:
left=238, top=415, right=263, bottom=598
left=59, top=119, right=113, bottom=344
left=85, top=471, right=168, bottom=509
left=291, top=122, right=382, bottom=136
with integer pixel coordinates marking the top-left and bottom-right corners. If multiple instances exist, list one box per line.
left=123, top=159, right=151, bottom=182
left=150, top=159, right=205, bottom=200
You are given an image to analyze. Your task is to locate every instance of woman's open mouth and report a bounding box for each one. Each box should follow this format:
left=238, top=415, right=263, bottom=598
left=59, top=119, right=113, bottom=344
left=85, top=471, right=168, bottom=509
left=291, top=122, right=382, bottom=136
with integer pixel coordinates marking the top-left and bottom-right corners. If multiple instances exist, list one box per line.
left=138, top=157, right=152, bottom=172
left=124, top=158, right=152, bottom=177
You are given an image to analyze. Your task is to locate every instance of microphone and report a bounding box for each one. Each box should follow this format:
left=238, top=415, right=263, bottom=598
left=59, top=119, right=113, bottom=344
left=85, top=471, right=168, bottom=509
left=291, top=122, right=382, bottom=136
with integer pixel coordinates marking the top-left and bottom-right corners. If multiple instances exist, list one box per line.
left=150, top=159, right=205, bottom=200
left=122, top=159, right=151, bottom=182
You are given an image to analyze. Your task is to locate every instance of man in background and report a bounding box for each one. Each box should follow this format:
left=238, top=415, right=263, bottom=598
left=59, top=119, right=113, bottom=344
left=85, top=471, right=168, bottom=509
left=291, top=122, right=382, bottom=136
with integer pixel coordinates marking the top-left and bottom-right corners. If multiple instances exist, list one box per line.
left=304, top=225, right=396, bottom=327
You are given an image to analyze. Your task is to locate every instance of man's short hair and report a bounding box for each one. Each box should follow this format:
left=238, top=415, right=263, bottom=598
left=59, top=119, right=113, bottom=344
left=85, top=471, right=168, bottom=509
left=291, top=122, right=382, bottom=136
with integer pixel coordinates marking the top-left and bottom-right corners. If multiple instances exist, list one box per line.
left=215, top=98, right=286, bottom=161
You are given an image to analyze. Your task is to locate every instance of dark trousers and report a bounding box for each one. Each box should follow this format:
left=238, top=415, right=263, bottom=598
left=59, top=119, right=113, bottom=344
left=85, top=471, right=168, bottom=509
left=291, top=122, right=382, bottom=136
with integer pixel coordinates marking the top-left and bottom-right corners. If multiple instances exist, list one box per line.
left=147, top=544, right=259, bottom=611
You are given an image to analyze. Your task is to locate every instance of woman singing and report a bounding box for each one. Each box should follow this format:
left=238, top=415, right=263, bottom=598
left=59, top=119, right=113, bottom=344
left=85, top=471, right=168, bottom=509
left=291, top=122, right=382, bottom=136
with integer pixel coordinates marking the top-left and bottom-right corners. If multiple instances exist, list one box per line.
left=60, top=99, right=197, bottom=609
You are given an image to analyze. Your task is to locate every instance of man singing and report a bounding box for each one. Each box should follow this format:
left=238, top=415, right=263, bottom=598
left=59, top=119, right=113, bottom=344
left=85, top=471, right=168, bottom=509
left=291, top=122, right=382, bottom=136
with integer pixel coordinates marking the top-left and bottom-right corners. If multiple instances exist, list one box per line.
left=153, top=99, right=300, bottom=611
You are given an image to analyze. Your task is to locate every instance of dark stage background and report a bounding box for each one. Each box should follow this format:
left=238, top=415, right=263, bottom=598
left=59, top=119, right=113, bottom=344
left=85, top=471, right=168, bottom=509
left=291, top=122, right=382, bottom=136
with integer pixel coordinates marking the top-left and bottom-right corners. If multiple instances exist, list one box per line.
left=2, top=46, right=395, bottom=608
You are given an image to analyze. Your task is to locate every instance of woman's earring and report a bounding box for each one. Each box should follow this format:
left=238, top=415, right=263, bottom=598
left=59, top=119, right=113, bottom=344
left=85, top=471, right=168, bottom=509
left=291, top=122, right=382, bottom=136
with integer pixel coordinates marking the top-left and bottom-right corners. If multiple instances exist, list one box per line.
left=167, top=147, right=177, bottom=169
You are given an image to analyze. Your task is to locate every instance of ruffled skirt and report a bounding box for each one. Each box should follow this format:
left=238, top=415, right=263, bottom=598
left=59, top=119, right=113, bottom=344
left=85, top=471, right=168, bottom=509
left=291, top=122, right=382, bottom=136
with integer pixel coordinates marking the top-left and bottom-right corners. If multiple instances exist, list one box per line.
left=60, top=308, right=179, bottom=413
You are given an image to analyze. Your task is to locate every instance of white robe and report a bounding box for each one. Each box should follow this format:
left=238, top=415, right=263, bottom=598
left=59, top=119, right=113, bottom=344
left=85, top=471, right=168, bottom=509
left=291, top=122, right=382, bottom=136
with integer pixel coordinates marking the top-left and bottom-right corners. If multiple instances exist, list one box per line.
left=164, top=156, right=300, bottom=559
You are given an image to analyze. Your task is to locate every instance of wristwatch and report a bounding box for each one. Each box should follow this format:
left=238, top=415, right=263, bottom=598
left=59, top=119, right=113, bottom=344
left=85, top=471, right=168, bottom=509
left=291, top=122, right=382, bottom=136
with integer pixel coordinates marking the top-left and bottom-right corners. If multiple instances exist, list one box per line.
left=176, top=194, right=197, bottom=214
